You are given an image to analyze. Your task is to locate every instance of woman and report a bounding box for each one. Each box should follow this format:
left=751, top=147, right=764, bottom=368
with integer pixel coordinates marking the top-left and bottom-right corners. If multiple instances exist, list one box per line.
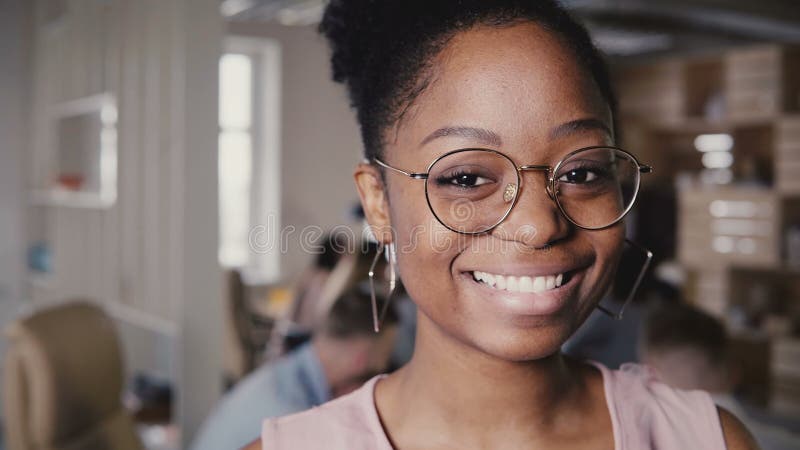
left=246, top=1, right=758, bottom=448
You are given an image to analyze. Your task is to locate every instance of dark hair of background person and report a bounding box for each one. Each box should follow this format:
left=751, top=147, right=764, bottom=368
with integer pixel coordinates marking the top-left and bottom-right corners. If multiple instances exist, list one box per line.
left=320, top=284, right=400, bottom=338
left=315, top=231, right=352, bottom=271
left=319, top=0, right=618, bottom=160
left=642, top=302, right=729, bottom=366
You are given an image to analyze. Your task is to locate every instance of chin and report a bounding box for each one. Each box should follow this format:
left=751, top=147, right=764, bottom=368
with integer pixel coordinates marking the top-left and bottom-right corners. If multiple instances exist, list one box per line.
left=466, top=316, right=580, bottom=362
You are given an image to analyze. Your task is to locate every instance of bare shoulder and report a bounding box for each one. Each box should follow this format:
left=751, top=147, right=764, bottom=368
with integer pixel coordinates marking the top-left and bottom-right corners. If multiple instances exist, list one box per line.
left=717, top=406, right=761, bottom=450
left=240, top=438, right=261, bottom=450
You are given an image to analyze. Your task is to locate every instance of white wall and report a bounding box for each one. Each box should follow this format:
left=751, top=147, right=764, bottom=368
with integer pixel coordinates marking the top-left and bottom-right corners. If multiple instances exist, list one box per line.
left=0, top=0, right=32, bottom=420
left=175, top=0, right=225, bottom=438
left=21, top=0, right=223, bottom=441
left=228, top=22, right=364, bottom=280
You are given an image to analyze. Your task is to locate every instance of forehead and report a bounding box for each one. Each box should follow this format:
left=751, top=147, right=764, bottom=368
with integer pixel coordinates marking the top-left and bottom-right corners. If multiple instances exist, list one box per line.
left=391, top=21, right=610, bottom=159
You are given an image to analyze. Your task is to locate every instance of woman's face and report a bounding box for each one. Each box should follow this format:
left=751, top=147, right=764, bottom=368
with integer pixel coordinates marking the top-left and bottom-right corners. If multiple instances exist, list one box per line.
left=355, top=22, right=624, bottom=361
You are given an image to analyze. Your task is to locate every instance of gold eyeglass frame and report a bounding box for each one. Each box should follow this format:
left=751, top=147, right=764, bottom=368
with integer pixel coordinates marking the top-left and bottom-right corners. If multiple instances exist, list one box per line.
left=372, top=145, right=653, bottom=234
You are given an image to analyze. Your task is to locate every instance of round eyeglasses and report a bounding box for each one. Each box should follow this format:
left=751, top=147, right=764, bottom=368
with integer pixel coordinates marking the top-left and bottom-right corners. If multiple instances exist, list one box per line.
left=373, top=146, right=653, bottom=234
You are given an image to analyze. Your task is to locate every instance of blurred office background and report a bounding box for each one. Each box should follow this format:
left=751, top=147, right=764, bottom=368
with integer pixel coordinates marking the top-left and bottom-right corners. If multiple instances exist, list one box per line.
left=1, top=0, right=799, bottom=448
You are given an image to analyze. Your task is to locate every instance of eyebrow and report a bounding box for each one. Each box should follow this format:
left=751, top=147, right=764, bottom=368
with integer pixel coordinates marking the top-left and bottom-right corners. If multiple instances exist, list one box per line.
left=420, top=126, right=503, bottom=147
left=419, top=118, right=612, bottom=148
left=549, top=118, right=612, bottom=141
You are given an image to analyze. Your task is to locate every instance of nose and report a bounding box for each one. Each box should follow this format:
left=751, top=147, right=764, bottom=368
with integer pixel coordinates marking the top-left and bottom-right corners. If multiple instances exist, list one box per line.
left=491, top=168, right=570, bottom=248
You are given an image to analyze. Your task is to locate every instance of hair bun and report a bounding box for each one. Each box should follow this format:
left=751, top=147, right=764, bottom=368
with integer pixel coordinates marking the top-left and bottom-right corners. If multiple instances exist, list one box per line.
left=318, top=0, right=615, bottom=159
left=319, top=0, right=384, bottom=93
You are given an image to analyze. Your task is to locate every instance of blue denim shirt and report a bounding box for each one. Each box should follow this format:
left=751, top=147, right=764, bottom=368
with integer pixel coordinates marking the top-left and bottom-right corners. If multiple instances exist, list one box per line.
left=191, top=342, right=330, bottom=450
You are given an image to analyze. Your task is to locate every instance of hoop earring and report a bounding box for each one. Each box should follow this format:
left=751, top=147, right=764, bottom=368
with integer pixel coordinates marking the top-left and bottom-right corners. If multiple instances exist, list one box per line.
left=369, top=242, right=397, bottom=332
left=596, top=239, right=653, bottom=320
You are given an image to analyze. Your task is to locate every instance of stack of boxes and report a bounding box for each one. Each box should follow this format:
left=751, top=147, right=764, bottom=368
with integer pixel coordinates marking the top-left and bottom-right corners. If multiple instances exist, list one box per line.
left=725, top=45, right=800, bottom=123
left=772, top=338, right=800, bottom=415
left=617, top=44, right=800, bottom=411
left=776, top=117, right=800, bottom=194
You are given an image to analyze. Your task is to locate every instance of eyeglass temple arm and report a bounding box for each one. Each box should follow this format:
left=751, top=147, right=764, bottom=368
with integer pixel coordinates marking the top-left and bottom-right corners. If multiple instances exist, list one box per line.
left=639, top=164, right=653, bottom=174
left=371, top=158, right=429, bottom=180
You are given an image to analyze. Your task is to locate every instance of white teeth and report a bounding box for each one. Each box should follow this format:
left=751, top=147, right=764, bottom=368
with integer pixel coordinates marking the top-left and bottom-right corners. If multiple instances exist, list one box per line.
left=472, top=271, right=566, bottom=293
left=519, top=276, right=533, bottom=292
left=533, top=276, right=546, bottom=292
left=506, top=276, right=519, bottom=291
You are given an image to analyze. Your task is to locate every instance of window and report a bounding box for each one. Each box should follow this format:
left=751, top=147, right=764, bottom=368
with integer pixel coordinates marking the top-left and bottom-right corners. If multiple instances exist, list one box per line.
left=219, top=53, right=254, bottom=268
left=218, top=38, right=282, bottom=281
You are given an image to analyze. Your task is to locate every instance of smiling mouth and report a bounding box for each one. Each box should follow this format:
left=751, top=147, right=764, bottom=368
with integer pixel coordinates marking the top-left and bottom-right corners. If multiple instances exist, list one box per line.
left=470, top=270, right=574, bottom=294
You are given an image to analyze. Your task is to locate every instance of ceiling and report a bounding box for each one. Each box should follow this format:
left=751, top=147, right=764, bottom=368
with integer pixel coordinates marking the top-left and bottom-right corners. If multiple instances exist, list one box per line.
left=221, top=0, right=800, bottom=60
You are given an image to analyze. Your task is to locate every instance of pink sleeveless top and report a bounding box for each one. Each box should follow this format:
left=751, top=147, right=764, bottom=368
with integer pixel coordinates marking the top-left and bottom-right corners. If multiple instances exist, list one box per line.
left=260, top=361, right=727, bottom=449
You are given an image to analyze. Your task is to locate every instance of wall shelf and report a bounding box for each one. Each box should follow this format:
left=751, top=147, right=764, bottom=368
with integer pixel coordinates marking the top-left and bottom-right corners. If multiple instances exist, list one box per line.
left=33, top=93, right=118, bottom=209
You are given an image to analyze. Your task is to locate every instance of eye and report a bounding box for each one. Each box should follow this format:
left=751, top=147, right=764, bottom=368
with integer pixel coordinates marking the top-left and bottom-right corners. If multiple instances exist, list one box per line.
left=435, top=171, right=493, bottom=188
left=558, top=168, right=599, bottom=184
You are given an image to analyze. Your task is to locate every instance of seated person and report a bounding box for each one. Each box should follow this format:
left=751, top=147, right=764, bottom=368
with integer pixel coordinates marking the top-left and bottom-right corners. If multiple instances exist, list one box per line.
left=191, top=287, right=399, bottom=450
left=640, top=302, right=799, bottom=450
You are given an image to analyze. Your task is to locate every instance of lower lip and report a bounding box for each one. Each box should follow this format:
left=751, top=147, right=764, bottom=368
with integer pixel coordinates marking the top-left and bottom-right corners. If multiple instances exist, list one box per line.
left=462, top=269, right=584, bottom=316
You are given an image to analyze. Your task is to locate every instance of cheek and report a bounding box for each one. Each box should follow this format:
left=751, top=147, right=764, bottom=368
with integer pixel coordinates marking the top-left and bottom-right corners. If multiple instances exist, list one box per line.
left=386, top=184, right=466, bottom=312
left=393, top=218, right=463, bottom=290
left=386, top=179, right=464, bottom=262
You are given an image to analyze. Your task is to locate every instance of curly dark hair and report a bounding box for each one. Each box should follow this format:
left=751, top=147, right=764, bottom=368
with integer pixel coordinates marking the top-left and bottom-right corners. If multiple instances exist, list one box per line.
left=319, top=0, right=617, bottom=160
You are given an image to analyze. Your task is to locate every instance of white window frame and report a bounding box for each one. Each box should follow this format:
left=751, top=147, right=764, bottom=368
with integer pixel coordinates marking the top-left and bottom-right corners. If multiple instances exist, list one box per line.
left=221, top=36, right=282, bottom=282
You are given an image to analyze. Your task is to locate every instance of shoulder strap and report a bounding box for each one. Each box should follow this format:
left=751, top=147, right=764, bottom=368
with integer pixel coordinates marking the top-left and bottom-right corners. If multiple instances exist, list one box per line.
left=261, top=375, right=393, bottom=450
left=604, top=362, right=727, bottom=450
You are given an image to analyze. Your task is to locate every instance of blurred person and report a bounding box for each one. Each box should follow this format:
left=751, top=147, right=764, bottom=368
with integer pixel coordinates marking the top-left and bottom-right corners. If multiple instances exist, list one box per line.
left=286, top=231, right=354, bottom=330
left=191, top=287, right=398, bottom=450
left=266, top=233, right=372, bottom=360
left=641, top=302, right=799, bottom=450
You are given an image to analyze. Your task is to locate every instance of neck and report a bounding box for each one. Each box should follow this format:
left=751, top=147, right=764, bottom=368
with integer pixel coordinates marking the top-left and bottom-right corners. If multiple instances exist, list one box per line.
left=382, top=313, right=589, bottom=447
